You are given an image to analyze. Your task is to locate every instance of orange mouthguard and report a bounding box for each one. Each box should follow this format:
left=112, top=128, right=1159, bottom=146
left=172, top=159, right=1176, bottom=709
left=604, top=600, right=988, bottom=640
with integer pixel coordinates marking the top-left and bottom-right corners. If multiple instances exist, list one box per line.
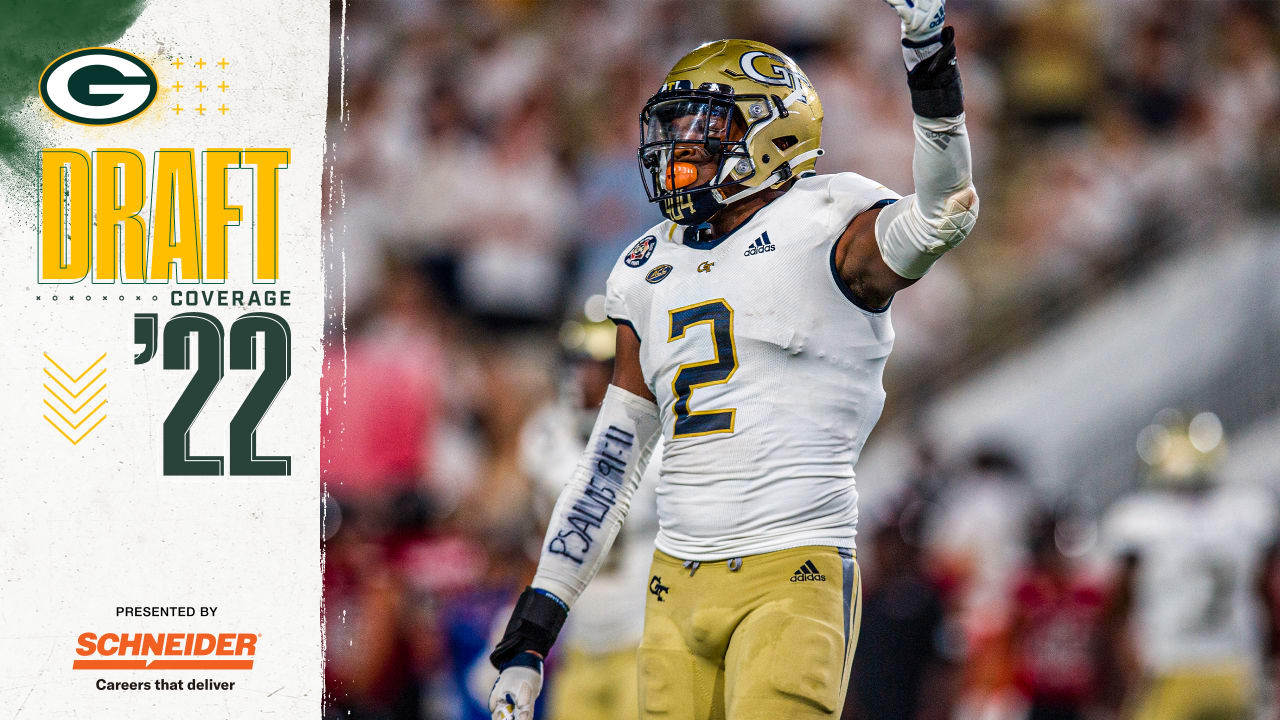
left=664, top=162, right=698, bottom=190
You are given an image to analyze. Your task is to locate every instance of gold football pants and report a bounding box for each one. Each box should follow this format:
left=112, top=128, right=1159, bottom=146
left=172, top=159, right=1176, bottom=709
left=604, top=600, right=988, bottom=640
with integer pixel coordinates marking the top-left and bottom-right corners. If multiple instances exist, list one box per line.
left=1128, top=664, right=1254, bottom=720
left=637, top=545, right=861, bottom=720
left=550, top=646, right=639, bottom=720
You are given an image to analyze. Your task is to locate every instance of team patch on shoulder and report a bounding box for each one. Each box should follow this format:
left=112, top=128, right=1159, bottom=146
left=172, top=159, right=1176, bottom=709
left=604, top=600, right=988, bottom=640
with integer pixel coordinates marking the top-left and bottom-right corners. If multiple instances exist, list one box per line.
left=646, top=264, right=673, bottom=284
left=625, top=235, right=657, bottom=267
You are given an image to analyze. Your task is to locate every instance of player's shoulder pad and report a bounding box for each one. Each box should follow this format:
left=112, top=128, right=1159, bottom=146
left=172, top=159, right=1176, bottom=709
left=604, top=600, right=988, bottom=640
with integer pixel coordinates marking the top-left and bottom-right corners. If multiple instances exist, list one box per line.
left=1101, top=491, right=1167, bottom=544
left=611, top=220, right=674, bottom=274
left=798, top=172, right=901, bottom=235
left=820, top=171, right=903, bottom=204
left=607, top=220, right=675, bottom=293
left=605, top=220, right=672, bottom=330
left=1219, top=483, right=1280, bottom=540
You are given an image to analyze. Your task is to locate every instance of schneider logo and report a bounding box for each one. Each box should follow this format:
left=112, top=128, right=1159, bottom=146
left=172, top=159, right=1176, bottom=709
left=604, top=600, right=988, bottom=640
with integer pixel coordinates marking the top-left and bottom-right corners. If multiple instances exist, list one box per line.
left=73, top=632, right=257, bottom=670
left=40, top=47, right=158, bottom=125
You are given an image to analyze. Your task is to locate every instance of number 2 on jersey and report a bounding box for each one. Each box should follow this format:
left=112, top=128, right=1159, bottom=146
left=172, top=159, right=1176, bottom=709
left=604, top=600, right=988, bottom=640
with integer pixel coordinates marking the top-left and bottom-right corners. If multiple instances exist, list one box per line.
left=668, top=298, right=738, bottom=438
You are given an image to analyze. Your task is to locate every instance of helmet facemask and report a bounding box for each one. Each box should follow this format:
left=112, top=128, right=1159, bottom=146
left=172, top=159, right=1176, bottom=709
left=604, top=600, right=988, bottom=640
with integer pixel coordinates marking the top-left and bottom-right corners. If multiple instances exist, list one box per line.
left=638, top=86, right=763, bottom=226
left=638, top=41, right=826, bottom=226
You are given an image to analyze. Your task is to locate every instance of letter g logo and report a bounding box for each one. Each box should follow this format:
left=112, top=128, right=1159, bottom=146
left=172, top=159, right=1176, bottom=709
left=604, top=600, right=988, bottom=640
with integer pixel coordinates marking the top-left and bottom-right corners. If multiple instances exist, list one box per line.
left=40, top=48, right=157, bottom=125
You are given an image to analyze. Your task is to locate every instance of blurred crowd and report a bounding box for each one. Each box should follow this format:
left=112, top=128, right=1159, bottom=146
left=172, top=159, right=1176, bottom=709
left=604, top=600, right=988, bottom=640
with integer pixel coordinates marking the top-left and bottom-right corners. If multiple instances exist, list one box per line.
left=320, top=0, right=1280, bottom=718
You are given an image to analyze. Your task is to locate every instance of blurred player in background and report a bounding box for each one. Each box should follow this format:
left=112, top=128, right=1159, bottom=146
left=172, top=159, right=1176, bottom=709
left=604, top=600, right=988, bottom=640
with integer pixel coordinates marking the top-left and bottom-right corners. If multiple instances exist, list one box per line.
left=924, top=445, right=1037, bottom=712
left=486, top=0, right=979, bottom=717
left=517, top=317, right=660, bottom=720
left=1006, top=512, right=1108, bottom=720
left=1102, top=411, right=1280, bottom=720
left=848, top=502, right=956, bottom=720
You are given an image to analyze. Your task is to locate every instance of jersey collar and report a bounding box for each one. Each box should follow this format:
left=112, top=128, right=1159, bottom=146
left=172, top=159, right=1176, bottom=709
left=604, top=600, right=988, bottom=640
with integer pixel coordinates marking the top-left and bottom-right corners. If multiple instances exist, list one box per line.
left=680, top=202, right=770, bottom=251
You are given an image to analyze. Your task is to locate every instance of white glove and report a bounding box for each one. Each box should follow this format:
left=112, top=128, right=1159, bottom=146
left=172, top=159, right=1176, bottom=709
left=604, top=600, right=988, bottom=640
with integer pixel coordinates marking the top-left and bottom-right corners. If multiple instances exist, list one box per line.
left=882, top=0, right=946, bottom=43
left=488, top=653, right=542, bottom=720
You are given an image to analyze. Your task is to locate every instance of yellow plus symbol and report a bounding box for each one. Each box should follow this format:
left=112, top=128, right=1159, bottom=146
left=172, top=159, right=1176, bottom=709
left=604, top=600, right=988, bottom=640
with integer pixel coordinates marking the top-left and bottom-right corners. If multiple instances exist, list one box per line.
left=216, top=57, right=229, bottom=69
left=195, top=81, right=207, bottom=92
left=195, top=104, right=206, bottom=116
left=171, top=81, right=183, bottom=92
left=194, top=58, right=206, bottom=69
left=218, top=81, right=229, bottom=92
left=171, top=58, right=183, bottom=68
left=172, top=105, right=183, bottom=116
left=217, top=104, right=229, bottom=115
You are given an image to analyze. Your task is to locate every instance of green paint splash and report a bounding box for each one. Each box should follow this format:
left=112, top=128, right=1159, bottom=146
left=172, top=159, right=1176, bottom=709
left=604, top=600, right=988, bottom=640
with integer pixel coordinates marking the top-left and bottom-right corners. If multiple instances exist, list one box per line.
left=0, top=0, right=147, bottom=171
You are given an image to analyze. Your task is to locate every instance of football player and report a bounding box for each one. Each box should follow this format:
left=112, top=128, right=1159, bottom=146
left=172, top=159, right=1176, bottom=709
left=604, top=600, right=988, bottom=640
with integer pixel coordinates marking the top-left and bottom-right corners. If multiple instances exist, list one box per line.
left=1101, top=411, right=1279, bottom=720
left=489, top=0, right=978, bottom=717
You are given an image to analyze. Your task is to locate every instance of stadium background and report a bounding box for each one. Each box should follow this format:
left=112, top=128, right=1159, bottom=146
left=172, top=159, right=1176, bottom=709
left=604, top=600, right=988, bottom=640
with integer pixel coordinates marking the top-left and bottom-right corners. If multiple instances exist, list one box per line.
left=319, top=1, right=1280, bottom=718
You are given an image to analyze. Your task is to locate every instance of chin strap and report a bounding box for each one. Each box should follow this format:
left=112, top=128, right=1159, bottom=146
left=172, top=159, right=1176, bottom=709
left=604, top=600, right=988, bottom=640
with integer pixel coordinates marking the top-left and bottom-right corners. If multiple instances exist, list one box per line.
left=715, top=147, right=824, bottom=205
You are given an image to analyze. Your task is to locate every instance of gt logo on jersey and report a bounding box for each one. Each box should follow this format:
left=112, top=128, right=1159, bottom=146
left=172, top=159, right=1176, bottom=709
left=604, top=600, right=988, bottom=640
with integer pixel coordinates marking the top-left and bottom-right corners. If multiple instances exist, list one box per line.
left=40, top=48, right=158, bottom=125
left=625, top=235, right=657, bottom=267
left=739, top=50, right=812, bottom=96
left=697, top=261, right=715, bottom=273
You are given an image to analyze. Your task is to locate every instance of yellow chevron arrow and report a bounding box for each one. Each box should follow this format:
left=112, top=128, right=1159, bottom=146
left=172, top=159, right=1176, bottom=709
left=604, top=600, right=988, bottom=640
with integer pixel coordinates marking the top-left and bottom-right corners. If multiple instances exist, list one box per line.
left=42, top=352, right=109, bottom=445
left=43, top=367, right=107, bottom=398
left=44, top=383, right=105, bottom=413
left=44, top=414, right=107, bottom=445
left=44, top=399, right=107, bottom=429
left=44, top=352, right=106, bottom=383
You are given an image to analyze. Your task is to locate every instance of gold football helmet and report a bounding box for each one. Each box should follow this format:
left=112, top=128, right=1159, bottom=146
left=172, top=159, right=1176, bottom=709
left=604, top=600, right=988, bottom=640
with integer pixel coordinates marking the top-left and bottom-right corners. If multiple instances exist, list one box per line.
left=1136, top=409, right=1226, bottom=488
left=638, top=39, right=824, bottom=225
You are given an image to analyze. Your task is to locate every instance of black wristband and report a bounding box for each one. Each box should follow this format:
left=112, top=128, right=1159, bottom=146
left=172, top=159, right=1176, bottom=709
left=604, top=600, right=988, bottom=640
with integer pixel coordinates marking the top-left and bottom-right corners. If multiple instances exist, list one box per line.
left=906, top=26, right=963, bottom=118
left=489, top=587, right=569, bottom=669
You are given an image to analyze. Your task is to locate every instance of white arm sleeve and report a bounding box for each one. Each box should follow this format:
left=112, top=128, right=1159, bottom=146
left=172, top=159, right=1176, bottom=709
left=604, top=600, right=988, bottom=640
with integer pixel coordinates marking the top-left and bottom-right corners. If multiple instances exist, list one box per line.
left=874, top=113, right=979, bottom=279
left=531, top=384, right=661, bottom=607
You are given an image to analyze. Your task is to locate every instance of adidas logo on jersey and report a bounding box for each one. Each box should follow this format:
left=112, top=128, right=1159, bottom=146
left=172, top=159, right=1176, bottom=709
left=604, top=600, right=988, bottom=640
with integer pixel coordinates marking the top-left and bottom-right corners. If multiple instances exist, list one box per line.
left=743, top=231, right=775, bottom=256
left=790, top=560, right=826, bottom=582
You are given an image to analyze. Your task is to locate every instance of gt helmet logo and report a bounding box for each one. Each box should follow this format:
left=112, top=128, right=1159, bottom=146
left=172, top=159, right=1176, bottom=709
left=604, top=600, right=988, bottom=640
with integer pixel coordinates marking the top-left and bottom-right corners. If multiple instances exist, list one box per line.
left=739, top=50, right=811, bottom=94
left=40, top=48, right=158, bottom=125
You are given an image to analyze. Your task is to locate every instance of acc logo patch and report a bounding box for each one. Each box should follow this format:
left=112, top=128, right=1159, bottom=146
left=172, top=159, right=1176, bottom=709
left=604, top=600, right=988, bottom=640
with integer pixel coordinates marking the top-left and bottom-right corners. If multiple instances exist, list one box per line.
left=40, top=48, right=158, bottom=125
left=625, top=235, right=657, bottom=268
left=645, top=264, right=673, bottom=284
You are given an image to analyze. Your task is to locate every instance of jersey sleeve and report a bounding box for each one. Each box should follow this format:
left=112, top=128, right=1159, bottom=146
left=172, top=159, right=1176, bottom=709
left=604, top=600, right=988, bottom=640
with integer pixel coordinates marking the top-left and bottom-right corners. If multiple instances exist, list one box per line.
left=1100, top=498, right=1147, bottom=560
left=605, top=229, right=663, bottom=342
left=605, top=263, right=637, bottom=334
left=1229, top=485, right=1280, bottom=549
left=825, top=172, right=902, bottom=237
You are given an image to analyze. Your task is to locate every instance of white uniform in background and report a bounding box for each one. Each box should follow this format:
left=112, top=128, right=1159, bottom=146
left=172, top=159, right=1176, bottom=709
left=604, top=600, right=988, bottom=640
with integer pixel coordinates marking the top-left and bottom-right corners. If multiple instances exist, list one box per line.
left=518, top=401, right=660, bottom=654
left=605, top=172, right=899, bottom=560
left=1102, top=483, right=1279, bottom=674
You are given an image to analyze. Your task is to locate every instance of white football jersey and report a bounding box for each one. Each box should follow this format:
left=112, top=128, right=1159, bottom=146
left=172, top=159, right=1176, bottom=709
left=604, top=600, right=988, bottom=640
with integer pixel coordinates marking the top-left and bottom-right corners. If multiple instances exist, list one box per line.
left=605, top=172, right=899, bottom=560
left=1102, top=484, right=1279, bottom=673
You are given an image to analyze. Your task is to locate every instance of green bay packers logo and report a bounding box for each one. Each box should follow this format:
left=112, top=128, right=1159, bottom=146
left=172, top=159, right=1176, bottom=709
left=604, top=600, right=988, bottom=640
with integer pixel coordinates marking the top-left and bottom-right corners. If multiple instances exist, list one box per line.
left=40, top=48, right=158, bottom=125
left=739, top=50, right=811, bottom=95
left=646, top=264, right=673, bottom=284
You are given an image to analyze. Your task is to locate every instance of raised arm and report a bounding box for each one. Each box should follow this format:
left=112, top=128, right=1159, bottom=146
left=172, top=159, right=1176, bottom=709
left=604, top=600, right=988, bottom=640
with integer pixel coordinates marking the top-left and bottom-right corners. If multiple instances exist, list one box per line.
left=487, top=324, right=659, bottom=720
left=835, top=0, right=979, bottom=309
